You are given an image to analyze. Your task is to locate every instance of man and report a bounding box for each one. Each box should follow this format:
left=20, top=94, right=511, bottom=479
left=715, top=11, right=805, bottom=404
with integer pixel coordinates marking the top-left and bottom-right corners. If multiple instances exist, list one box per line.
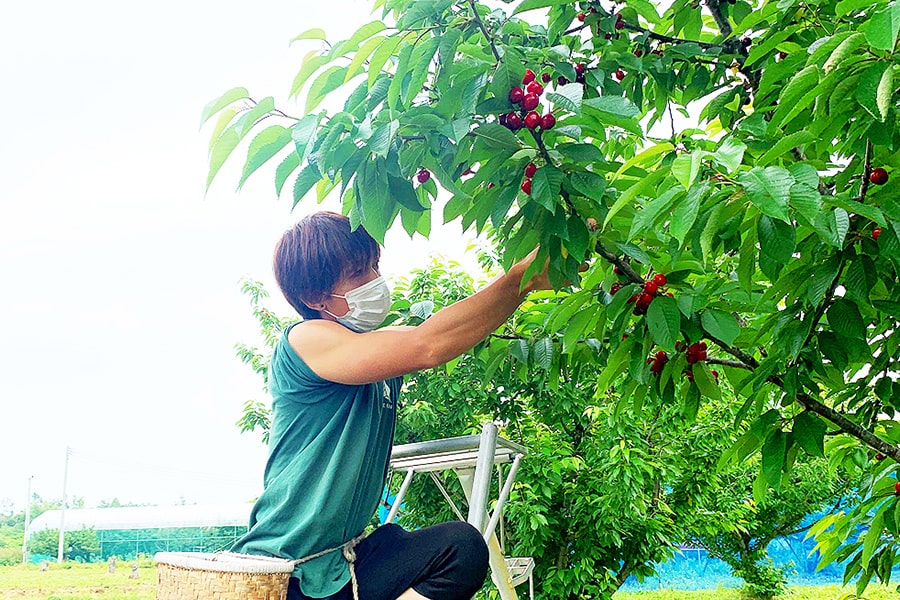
left=233, top=211, right=550, bottom=600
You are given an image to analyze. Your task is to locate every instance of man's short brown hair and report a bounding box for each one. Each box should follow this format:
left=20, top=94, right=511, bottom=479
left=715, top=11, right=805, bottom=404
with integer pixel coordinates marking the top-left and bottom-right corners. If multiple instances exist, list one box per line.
left=273, top=212, right=381, bottom=320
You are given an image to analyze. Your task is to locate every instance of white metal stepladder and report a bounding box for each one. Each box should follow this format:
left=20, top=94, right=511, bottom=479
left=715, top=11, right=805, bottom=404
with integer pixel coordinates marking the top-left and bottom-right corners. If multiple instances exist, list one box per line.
left=386, top=423, right=535, bottom=600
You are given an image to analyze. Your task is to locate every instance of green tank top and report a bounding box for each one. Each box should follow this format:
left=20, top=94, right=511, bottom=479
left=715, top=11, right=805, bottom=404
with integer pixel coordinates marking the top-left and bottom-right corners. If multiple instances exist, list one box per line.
left=232, top=322, right=402, bottom=598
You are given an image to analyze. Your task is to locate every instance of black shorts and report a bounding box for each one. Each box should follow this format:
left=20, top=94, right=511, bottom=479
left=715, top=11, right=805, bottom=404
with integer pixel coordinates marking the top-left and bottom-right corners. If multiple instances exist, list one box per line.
left=287, top=521, right=489, bottom=600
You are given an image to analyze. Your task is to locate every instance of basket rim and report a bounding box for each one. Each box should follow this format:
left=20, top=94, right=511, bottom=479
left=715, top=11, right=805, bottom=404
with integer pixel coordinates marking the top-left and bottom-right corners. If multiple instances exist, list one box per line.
left=154, top=551, right=296, bottom=574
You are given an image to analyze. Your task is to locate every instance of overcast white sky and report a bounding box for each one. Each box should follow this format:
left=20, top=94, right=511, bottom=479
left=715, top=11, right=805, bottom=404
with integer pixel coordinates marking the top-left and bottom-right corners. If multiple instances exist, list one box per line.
left=0, top=0, right=480, bottom=512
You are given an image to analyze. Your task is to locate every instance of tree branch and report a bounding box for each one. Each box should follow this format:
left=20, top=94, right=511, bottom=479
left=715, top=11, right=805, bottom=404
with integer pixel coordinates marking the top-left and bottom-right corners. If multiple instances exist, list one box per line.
left=703, top=0, right=733, bottom=38
left=859, top=139, right=873, bottom=202
left=467, top=0, right=500, bottom=62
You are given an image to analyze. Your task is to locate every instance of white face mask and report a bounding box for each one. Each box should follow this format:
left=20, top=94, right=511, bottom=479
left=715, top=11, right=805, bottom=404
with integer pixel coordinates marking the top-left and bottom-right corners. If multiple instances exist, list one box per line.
left=325, top=275, right=392, bottom=332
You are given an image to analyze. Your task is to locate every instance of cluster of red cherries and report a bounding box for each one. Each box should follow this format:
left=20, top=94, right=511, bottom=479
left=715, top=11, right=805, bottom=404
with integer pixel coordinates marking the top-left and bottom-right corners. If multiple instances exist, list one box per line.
left=500, top=68, right=557, bottom=132
left=648, top=341, right=718, bottom=382
left=618, top=272, right=668, bottom=316
left=521, top=162, right=537, bottom=195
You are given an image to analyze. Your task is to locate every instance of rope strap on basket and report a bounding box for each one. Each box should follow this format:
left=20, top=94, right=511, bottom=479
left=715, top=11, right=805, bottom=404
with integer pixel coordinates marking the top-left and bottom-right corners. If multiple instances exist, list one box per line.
left=291, top=531, right=367, bottom=600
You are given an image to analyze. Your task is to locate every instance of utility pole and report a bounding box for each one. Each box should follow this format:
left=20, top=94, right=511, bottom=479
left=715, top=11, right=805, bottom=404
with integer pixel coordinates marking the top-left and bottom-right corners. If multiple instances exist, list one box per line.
left=57, top=447, right=71, bottom=564
left=22, top=475, right=33, bottom=564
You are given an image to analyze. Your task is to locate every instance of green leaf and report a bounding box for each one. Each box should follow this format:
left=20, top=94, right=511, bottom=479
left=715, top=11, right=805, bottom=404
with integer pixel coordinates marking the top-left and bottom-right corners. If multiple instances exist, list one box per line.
left=472, top=123, right=521, bottom=153
left=862, top=510, right=885, bottom=567
left=793, top=411, right=827, bottom=457
left=583, top=96, right=640, bottom=118
left=701, top=309, right=740, bottom=347
left=292, top=164, right=322, bottom=208
left=368, top=35, right=405, bottom=89
left=546, top=83, right=583, bottom=114
left=289, top=54, right=332, bottom=99
left=757, top=215, right=796, bottom=266
left=712, top=137, right=746, bottom=173
left=862, top=2, right=900, bottom=51
left=693, top=362, right=722, bottom=401
left=757, top=131, right=816, bottom=166
left=761, top=429, right=787, bottom=491
left=739, top=167, right=794, bottom=222
left=629, top=187, right=681, bottom=239
left=857, top=62, right=891, bottom=121
left=512, top=0, right=571, bottom=14
left=206, top=126, right=240, bottom=190
left=827, top=299, right=866, bottom=340
left=291, top=28, right=327, bottom=43
left=672, top=151, right=705, bottom=190
left=239, top=125, right=292, bottom=189
left=345, top=36, right=386, bottom=83
left=200, top=87, right=249, bottom=128
left=877, top=66, right=894, bottom=122
left=557, top=144, right=604, bottom=164
left=532, top=166, right=565, bottom=213
left=671, top=182, right=706, bottom=245
left=823, top=32, right=867, bottom=73
left=533, top=337, right=554, bottom=370
left=292, top=114, right=320, bottom=163
left=275, top=151, right=301, bottom=197
left=647, top=296, right=680, bottom=351
left=368, top=120, right=399, bottom=158
left=569, top=171, right=606, bottom=200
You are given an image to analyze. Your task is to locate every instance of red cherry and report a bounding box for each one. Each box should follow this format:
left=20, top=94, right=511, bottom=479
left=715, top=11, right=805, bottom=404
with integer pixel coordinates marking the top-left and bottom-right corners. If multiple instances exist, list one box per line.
left=698, top=341, right=707, bottom=351
left=873, top=228, right=882, bottom=240
left=523, top=68, right=536, bottom=85
left=524, top=162, right=537, bottom=178
left=522, top=93, right=540, bottom=111
left=615, top=19, right=625, bottom=30
left=656, top=350, right=668, bottom=361
left=524, top=111, right=541, bottom=130
left=610, top=282, right=622, bottom=295
left=509, top=87, right=525, bottom=104
left=574, top=63, right=586, bottom=75
left=521, top=179, right=532, bottom=194
left=526, top=81, right=544, bottom=96
left=895, top=481, right=900, bottom=496
left=652, top=273, right=667, bottom=287
left=876, top=453, right=885, bottom=460
left=643, top=281, right=658, bottom=295
left=711, top=370, right=719, bottom=383
left=614, top=69, right=626, bottom=81
left=499, top=113, right=508, bottom=127
left=778, top=51, right=787, bottom=60
left=870, top=167, right=889, bottom=185
left=614, top=265, right=622, bottom=275
left=577, top=12, right=586, bottom=21
left=557, top=76, right=569, bottom=86
left=637, top=292, right=654, bottom=308
left=541, top=72, right=552, bottom=83
left=627, top=294, right=638, bottom=303
left=416, top=169, right=430, bottom=183
left=634, top=49, right=644, bottom=57
left=505, top=112, right=523, bottom=130
left=540, top=113, right=556, bottom=129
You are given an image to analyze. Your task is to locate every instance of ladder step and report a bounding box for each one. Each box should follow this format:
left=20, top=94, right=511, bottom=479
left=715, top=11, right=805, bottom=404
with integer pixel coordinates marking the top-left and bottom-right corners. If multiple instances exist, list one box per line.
left=504, top=556, right=534, bottom=587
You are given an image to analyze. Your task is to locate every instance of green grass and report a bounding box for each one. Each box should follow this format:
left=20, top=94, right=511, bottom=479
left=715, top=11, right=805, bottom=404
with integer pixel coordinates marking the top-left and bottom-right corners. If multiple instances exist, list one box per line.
left=0, top=562, right=155, bottom=600
left=0, top=563, right=896, bottom=600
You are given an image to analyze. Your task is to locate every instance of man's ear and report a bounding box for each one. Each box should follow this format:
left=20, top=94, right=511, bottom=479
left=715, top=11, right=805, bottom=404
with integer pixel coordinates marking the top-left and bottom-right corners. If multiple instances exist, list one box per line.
left=301, top=297, right=326, bottom=312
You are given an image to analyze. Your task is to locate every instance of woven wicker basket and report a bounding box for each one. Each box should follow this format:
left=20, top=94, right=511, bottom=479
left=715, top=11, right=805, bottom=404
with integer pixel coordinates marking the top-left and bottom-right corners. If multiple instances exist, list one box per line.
left=154, top=551, right=295, bottom=600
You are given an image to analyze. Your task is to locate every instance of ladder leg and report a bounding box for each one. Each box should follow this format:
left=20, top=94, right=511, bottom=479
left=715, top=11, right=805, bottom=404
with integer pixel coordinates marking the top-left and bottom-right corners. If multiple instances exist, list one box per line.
left=457, top=468, right=518, bottom=600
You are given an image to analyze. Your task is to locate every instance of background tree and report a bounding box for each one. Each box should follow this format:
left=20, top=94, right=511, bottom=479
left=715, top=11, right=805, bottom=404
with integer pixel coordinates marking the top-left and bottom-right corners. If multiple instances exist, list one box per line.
left=208, top=0, right=900, bottom=594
